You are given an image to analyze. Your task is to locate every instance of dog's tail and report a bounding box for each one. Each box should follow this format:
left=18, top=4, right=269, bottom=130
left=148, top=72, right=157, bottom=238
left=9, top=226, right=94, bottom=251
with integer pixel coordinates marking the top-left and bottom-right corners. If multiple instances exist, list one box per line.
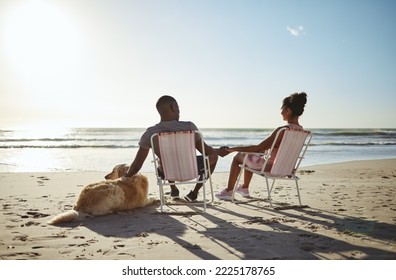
left=47, top=210, right=81, bottom=225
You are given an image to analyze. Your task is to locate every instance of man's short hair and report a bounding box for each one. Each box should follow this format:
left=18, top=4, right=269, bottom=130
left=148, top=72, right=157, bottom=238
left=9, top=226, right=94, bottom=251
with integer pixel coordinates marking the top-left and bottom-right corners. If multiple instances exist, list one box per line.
left=156, top=95, right=176, bottom=110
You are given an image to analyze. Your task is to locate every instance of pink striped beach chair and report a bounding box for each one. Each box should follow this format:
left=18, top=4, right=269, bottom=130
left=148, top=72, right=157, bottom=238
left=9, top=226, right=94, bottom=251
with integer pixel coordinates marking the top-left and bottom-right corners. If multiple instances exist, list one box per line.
left=150, top=130, right=214, bottom=212
left=232, top=127, right=312, bottom=207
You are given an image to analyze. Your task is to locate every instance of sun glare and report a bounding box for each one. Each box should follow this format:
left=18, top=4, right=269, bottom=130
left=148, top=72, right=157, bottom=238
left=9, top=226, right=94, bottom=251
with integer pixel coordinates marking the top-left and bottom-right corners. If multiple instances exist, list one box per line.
left=3, top=0, right=83, bottom=85
left=6, top=149, right=64, bottom=172
left=13, top=125, right=71, bottom=140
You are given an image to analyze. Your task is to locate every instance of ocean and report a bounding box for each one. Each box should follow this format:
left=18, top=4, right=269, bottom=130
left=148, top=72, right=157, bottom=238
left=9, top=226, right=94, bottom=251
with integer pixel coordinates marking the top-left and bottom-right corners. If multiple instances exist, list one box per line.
left=0, top=128, right=395, bottom=173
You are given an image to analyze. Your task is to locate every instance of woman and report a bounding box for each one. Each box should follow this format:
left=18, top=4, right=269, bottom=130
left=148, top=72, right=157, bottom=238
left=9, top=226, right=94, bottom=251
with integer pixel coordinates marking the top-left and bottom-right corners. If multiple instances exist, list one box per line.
left=216, top=92, right=308, bottom=200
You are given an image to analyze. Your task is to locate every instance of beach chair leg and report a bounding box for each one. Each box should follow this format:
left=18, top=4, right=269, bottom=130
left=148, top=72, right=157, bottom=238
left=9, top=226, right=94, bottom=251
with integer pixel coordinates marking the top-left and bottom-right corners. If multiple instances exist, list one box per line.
left=208, top=178, right=214, bottom=204
left=158, top=184, right=164, bottom=212
left=205, top=157, right=215, bottom=204
left=295, top=180, right=302, bottom=205
left=265, top=177, right=274, bottom=207
left=203, top=183, right=206, bottom=212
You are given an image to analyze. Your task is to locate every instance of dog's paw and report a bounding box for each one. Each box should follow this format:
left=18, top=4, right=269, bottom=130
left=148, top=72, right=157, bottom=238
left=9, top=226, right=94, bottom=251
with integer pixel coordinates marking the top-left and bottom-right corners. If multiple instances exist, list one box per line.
left=147, top=196, right=158, bottom=204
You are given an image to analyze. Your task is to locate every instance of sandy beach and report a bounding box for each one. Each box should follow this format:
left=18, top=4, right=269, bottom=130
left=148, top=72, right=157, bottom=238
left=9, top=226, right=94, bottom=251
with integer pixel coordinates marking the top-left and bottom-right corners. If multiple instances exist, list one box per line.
left=0, top=158, right=395, bottom=260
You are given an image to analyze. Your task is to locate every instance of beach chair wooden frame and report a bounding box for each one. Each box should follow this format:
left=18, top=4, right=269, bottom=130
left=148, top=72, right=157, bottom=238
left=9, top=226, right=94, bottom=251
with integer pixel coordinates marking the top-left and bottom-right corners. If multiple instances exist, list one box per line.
left=232, top=127, right=312, bottom=207
left=150, top=130, right=214, bottom=212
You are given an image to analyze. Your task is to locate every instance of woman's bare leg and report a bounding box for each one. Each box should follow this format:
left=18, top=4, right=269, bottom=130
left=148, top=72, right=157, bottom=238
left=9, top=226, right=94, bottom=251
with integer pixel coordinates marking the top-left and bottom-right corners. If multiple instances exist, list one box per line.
left=226, top=153, right=244, bottom=191
left=242, top=170, right=253, bottom=189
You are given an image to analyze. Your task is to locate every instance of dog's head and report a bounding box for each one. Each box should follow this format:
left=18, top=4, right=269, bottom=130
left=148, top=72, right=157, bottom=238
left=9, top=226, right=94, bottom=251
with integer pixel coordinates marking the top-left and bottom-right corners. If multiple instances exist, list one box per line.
left=105, top=164, right=129, bottom=180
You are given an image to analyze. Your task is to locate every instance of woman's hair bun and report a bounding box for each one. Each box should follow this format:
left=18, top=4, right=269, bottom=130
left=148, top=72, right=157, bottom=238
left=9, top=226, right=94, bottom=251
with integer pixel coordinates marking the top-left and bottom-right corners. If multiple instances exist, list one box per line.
left=284, top=92, right=307, bottom=117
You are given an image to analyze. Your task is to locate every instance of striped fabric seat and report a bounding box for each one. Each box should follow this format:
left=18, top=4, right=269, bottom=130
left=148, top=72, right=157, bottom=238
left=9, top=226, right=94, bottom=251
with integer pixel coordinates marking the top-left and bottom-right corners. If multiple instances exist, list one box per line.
left=270, top=129, right=309, bottom=176
left=151, top=130, right=214, bottom=212
left=232, top=127, right=312, bottom=207
left=158, top=131, right=198, bottom=182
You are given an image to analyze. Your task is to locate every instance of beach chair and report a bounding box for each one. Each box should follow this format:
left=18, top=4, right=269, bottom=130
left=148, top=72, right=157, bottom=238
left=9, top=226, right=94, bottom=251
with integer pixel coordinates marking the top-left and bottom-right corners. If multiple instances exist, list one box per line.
left=150, top=130, right=214, bottom=212
left=232, top=127, right=312, bottom=207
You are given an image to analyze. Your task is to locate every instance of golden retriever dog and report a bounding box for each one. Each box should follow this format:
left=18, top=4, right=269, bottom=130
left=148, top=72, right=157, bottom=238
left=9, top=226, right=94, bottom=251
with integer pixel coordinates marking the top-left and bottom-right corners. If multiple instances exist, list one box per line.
left=104, top=163, right=129, bottom=180
left=48, top=164, right=156, bottom=225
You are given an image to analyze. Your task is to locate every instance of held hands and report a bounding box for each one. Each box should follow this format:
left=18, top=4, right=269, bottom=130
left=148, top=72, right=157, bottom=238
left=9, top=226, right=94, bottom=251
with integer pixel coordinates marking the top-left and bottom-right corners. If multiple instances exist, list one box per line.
left=218, top=146, right=231, bottom=157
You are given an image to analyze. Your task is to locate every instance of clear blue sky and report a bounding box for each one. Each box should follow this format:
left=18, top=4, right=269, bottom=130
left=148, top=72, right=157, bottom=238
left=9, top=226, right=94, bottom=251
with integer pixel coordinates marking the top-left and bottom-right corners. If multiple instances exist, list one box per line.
left=1, top=0, right=395, bottom=129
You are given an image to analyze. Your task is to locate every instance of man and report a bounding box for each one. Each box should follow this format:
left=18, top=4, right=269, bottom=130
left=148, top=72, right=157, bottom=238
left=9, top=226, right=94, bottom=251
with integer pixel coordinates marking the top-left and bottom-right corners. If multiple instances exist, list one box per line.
left=125, top=95, right=227, bottom=202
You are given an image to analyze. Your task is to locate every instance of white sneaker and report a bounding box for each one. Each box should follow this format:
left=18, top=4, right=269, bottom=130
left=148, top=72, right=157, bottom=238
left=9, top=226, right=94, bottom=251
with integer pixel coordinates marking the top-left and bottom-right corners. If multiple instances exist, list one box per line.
left=215, top=188, right=233, bottom=200
left=236, top=185, right=250, bottom=197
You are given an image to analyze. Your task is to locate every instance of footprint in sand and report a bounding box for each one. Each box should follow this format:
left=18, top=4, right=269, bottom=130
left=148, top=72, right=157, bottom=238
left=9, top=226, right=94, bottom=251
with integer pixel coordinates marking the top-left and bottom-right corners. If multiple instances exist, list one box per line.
left=26, top=211, right=51, bottom=219
left=74, top=236, right=85, bottom=239
left=136, top=232, right=149, bottom=237
left=12, top=234, right=29, bottom=242
left=32, top=246, right=46, bottom=249
left=1, top=252, right=41, bottom=259
left=22, top=221, right=40, bottom=227
left=36, top=176, right=50, bottom=186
